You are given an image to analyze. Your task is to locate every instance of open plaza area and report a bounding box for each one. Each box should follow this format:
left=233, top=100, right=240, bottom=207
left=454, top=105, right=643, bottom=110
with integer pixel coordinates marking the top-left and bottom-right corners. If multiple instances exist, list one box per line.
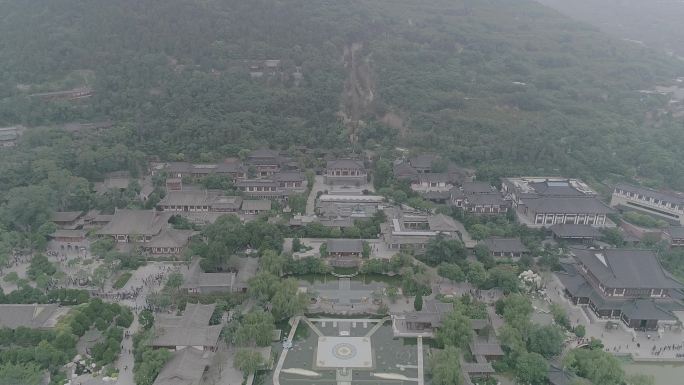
left=270, top=317, right=425, bottom=385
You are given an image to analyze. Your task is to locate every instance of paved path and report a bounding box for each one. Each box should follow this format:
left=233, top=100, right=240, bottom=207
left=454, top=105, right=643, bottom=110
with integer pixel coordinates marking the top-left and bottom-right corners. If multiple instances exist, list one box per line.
left=272, top=316, right=301, bottom=385
left=305, top=175, right=326, bottom=215
left=116, top=314, right=139, bottom=385
left=302, top=317, right=324, bottom=337
left=364, top=316, right=390, bottom=337
left=417, top=336, right=424, bottom=385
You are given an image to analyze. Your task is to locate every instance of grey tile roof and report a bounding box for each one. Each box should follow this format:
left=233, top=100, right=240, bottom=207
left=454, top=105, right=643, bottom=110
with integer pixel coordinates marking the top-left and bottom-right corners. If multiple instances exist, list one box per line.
left=466, top=194, right=507, bottom=206
left=52, top=211, right=83, bottom=222
left=235, top=179, right=279, bottom=187
left=159, top=190, right=215, bottom=206
left=97, top=210, right=170, bottom=236
left=241, top=200, right=271, bottom=211
left=523, top=196, right=613, bottom=214
left=50, top=229, right=86, bottom=238
left=153, top=348, right=211, bottom=385
left=0, top=304, right=69, bottom=329
left=427, top=214, right=461, bottom=232
left=326, top=239, right=363, bottom=253
left=550, top=224, right=602, bottom=238
left=470, top=337, right=504, bottom=356
left=409, top=154, right=438, bottom=169
left=273, top=171, right=305, bottom=182
left=572, top=248, right=683, bottom=289
left=152, top=304, right=221, bottom=348
left=146, top=229, right=195, bottom=249
left=416, top=173, right=453, bottom=183
left=462, top=182, right=495, bottom=194
left=548, top=364, right=577, bottom=385
left=326, top=159, right=365, bottom=170
left=615, top=183, right=684, bottom=205
left=482, top=238, right=528, bottom=253
left=620, top=300, right=677, bottom=321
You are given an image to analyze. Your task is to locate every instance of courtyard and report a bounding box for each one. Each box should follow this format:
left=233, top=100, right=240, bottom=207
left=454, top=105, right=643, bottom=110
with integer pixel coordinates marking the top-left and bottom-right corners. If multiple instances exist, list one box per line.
left=270, top=317, right=427, bottom=385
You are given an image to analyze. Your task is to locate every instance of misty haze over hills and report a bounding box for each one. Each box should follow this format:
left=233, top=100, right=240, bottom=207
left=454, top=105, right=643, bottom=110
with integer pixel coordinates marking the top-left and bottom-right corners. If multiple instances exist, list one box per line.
left=537, top=0, right=684, bottom=57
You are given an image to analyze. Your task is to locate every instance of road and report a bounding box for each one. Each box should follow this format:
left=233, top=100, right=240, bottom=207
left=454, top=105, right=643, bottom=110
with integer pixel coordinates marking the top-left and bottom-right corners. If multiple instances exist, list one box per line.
left=305, top=175, right=326, bottom=215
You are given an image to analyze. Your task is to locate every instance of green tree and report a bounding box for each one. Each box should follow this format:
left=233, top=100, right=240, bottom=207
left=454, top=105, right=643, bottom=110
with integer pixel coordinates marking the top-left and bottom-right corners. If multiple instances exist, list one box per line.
left=414, top=291, right=423, bottom=311
left=139, top=310, right=154, bottom=330
left=424, top=235, right=467, bottom=265
left=466, top=261, right=486, bottom=287
left=288, top=193, right=307, bottom=214
left=515, top=351, right=548, bottom=385
left=527, top=324, right=564, bottom=358
left=259, top=249, right=286, bottom=276
left=0, top=362, right=42, bottom=385
left=429, top=345, right=462, bottom=385
left=165, top=272, right=184, bottom=293
left=133, top=349, right=170, bottom=385
left=500, top=294, right=533, bottom=331
left=437, top=263, right=465, bottom=282
left=270, top=278, right=308, bottom=320
left=373, top=159, right=393, bottom=190
left=563, top=348, right=625, bottom=385
left=435, top=309, right=473, bottom=349
left=234, top=349, right=264, bottom=374
left=231, top=311, right=275, bottom=347
left=386, top=286, right=399, bottom=303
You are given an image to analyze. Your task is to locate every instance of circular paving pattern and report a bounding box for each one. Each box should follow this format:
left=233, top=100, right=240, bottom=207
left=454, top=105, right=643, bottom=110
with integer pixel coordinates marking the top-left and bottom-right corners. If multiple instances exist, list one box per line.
left=332, top=342, right=358, bottom=360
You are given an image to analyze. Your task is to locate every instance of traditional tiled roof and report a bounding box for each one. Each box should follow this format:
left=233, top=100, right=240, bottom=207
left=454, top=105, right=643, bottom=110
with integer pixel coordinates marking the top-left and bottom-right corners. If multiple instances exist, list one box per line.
left=523, top=197, right=612, bottom=214
left=461, top=182, right=495, bottom=194
left=620, top=300, right=677, bottom=321
left=146, top=229, right=195, bottom=249
left=615, top=183, right=684, bottom=205
left=52, top=211, right=82, bottom=223
left=326, top=239, right=363, bottom=254
left=153, top=348, right=211, bottom=385
left=241, top=200, right=271, bottom=212
left=572, top=248, right=683, bottom=289
left=152, top=304, right=221, bottom=348
left=273, top=171, right=305, bottom=182
left=466, top=194, right=507, bottom=206
left=0, top=304, right=69, bottom=329
left=50, top=229, right=86, bottom=239
left=482, top=238, right=528, bottom=253
left=427, top=214, right=460, bottom=232
left=408, top=154, right=438, bottom=170
left=326, top=159, right=365, bottom=170
left=97, top=210, right=170, bottom=236
left=550, top=224, right=602, bottom=238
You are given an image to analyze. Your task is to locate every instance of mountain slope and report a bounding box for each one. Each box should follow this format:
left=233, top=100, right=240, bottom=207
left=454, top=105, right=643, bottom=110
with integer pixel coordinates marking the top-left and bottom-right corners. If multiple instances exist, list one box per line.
left=0, top=0, right=683, bottom=187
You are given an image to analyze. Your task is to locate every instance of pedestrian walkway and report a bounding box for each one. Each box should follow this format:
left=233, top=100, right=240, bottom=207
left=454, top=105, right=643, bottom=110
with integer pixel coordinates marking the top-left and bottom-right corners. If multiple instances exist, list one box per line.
left=339, top=278, right=351, bottom=291
left=417, top=336, right=424, bottom=385
left=116, top=314, right=139, bottom=385
left=272, top=316, right=301, bottom=385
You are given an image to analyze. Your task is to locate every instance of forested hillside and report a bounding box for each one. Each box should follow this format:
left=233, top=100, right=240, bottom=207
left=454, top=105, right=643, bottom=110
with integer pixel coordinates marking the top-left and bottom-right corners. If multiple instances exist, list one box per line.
left=1, top=0, right=683, bottom=188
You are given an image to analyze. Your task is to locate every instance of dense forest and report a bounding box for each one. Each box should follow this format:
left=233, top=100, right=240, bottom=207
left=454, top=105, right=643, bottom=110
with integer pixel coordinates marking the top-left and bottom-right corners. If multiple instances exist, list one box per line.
left=0, top=0, right=683, bottom=190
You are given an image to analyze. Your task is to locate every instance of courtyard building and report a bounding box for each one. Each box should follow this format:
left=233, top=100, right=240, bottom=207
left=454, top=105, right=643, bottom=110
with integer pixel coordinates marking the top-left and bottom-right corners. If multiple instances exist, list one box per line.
left=324, top=159, right=367, bottom=186
left=451, top=182, right=509, bottom=215
left=481, top=237, right=529, bottom=259
left=502, top=177, right=613, bottom=228
left=382, top=209, right=475, bottom=252
left=150, top=303, right=222, bottom=351
left=325, top=239, right=364, bottom=267
left=556, top=248, right=684, bottom=331
left=610, top=183, right=684, bottom=226
left=549, top=224, right=602, bottom=244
